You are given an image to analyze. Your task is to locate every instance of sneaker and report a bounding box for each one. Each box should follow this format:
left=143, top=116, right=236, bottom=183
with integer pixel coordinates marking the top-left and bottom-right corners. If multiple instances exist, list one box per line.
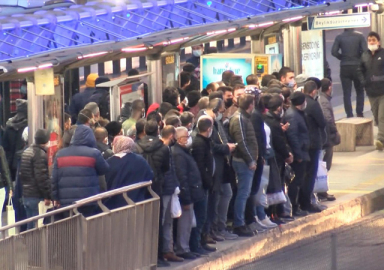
left=157, top=259, right=171, bottom=267
left=210, top=231, right=225, bottom=242
left=191, top=247, right=210, bottom=256
left=375, top=140, right=384, bottom=151
left=178, top=252, right=197, bottom=260
left=202, top=234, right=216, bottom=245
left=247, top=222, right=266, bottom=233
left=292, top=208, right=309, bottom=217
left=258, top=216, right=278, bottom=228
left=233, top=225, right=254, bottom=237
left=163, top=252, right=184, bottom=262
left=217, top=229, right=239, bottom=240
left=279, top=215, right=295, bottom=222
left=202, top=243, right=217, bottom=252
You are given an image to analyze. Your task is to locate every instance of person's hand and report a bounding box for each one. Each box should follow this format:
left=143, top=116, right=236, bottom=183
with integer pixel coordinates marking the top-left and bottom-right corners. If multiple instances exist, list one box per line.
left=285, top=153, right=294, bottom=164
left=9, top=190, right=13, bottom=198
left=44, top=199, right=51, bottom=206
left=227, top=143, right=236, bottom=153
left=182, top=205, right=191, bottom=211
left=249, top=162, right=257, bottom=171
left=297, top=159, right=303, bottom=163
left=53, top=201, right=60, bottom=208
left=281, top=122, right=290, bottom=132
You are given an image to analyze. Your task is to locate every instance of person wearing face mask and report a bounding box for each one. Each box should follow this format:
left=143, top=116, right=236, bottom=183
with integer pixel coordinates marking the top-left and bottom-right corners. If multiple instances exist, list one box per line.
left=318, top=78, right=339, bottom=202
left=20, top=129, right=51, bottom=229
left=357, top=31, right=384, bottom=150
left=191, top=116, right=217, bottom=255
left=217, top=86, right=234, bottom=109
left=332, top=28, right=367, bottom=118
left=187, top=44, right=204, bottom=71
left=283, top=91, right=310, bottom=217
left=302, top=81, right=326, bottom=213
left=223, top=85, right=245, bottom=121
left=172, top=127, right=204, bottom=260
left=279, top=67, right=296, bottom=89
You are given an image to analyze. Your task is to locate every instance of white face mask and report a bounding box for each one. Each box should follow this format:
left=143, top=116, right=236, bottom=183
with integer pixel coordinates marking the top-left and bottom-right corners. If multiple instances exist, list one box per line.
left=368, top=44, right=379, bottom=52
left=208, top=128, right=213, bottom=138
left=185, top=136, right=193, bottom=148
left=288, top=80, right=295, bottom=88
left=192, top=50, right=202, bottom=57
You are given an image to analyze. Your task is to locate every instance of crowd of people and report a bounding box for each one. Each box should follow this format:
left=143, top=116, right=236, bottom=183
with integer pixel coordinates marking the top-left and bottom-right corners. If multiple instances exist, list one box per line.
left=0, top=31, right=382, bottom=268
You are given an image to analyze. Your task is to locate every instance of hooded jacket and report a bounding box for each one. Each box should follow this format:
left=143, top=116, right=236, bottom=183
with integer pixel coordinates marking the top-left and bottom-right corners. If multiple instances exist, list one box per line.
left=3, top=99, right=28, bottom=172
left=135, top=135, right=170, bottom=195
left=69, top=87, right=96, bottom=123
left=52, top=125, right=110, bottom=206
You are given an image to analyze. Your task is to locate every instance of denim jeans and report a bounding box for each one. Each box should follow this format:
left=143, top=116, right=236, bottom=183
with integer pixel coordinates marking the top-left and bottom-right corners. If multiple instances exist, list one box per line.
left=232, top=160, right=255, bottom=227
left=23, top=197, right=41, bottom=230
left=217, top=183, right=233, bottom=231
left=189, top=191, right=208, bottom=252
left=162, top=195, right=174, bottom=253
left=203, top=191, right=219, bottom=234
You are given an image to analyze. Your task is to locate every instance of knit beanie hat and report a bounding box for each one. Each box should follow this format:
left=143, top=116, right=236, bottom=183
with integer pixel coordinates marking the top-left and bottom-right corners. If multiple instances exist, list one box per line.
left=86, top=73, right=98, bottom=88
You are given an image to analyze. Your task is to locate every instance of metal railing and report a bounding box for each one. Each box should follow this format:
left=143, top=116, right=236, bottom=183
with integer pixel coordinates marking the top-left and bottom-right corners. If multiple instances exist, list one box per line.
left=0, top=181, right=159, bottom=270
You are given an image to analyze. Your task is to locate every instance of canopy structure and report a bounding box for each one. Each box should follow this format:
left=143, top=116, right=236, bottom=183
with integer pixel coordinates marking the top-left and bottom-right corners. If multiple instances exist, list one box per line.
left=0, top=0, right=368, bottom=78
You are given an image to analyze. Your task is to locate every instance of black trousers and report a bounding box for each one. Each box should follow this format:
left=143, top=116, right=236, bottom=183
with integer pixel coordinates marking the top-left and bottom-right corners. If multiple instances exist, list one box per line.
left=340, top=65, right=364, bottom=117
left=300, top=150, right=320, bottom=210
left=323, top=146, right=333, bottom=171
left=288, top=160, right=307, bottom=211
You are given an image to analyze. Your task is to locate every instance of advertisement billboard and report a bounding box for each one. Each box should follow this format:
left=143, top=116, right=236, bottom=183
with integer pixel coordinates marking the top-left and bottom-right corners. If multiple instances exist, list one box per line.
left=301, top=30, right=324, bottom=79
left=201, top=56, right=253, bottom=89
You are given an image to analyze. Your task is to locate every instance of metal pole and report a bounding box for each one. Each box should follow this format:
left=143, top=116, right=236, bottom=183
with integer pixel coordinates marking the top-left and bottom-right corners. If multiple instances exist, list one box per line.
left=331, top=233, right=337, bottom=270
left=147, top=56, right=162, bottom=104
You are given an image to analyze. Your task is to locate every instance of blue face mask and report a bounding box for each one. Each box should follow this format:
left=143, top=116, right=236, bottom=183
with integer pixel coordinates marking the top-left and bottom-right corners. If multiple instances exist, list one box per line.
left=287, top=80, right=295, bottom=88
left=20, top=85, right=27, bottom=94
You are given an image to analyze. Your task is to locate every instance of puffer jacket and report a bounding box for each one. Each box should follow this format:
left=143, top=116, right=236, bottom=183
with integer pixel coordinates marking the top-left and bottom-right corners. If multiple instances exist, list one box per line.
left=172, top=143, right=205, bottom=205
left=162, top=147, right=180, bottom=196
left=20, top=145, right=50, bottom=199
left=357, top=47, right=384, bottom=97
left=52, top=125, right=110, bottom=206
left=229, top=109, right=258, bottom=166
left=135, top=135, right=170, bottom=195
left=283, top=107, right=310, bottom=162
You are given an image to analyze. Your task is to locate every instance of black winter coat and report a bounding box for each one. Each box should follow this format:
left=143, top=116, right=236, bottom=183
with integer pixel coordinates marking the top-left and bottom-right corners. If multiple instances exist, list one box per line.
left=96, top=141, right=114, bottom=160
left=263, top=111, right=290, bottom=166
left=357, top=47, right=384, bottom=97
left=162, top=147, right=180, bottom=196
left=135, top=135, right=170, bottom=195
left=20, top=145, right=51, bottom=199
left=172, top=143, right=204, bottom=205
left=304, top=96, right=326, bottom=150
left=211, top=121, right=230, bottom=191
left=192, top=134, right=215, bottom=190
left=251, top=109, right=266, bottom=159
left=283, top=107, right=310, bottom=162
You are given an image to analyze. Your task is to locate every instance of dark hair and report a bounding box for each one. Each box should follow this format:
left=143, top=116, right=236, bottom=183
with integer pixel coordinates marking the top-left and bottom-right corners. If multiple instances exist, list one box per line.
left=197, top=117, right=213, bottom=132
left=127, top=69, right=139, bottom=76
left=180, top=112, right=194, bottom=127
left=165, top=115, right=181, bottom=127
left=238, top=94, right=255, bottom=110
left=208, top=98, right=223, bottom=113
left=209, top=91, right=223, bottom=101
left=183, top=63, right=196, bottom=73
left=162, top=86, right=179, bottom=107
left=278, top=67, right=294, bottom=80
left=64, top=113, right=71, bottom=123
left=187, top=90, right=201, bottom=107
left=222, top=70, right=234, bottom=86
left=233, top=84, right=245, bottom=93
left=159, top=102, right=173, bottom=117
left=136, top=118, right=147, bottom=136
left=306, top=77, right=321, bottom=90
left=217, top=86, right=233, bottom=93
left=260, top=94, right=272, bottom=110
left=281, top=87, right=292, bottom=99
left=179, top=71, right=191, bottom=88
left=321, top=78, right=332, bottom=92
left=178, top=88, right=186, bottom=103
left=271, top=72, right=279, bottom=79
left=147, top=111, right=162, bottom=124
left=145, top=120, right=159, bottom=136
left=303, top=81, right=318, bottom=95
left=230, top=75, right=243, bottom=87
left=368, top=31, right=381, bottom=41
left=246, top=74, right=258, bottom=85
left=268, top=95, right=284, bottom=111
left=161, top=125, right=176, bottom=139
left=105, top=121, right=122, bottom=137
left=164, top=109, right=181, bottom=119
left=77, top=109, right=93, bottom=125
left=261, top=74, right=276, bottom=87
left=267, top=79, right=282, bottom=87
left=206, top=82, right=217, bottom=92
left=266, top=87, right=282, bottom=95
left=132, top=99, right=145, bottom=112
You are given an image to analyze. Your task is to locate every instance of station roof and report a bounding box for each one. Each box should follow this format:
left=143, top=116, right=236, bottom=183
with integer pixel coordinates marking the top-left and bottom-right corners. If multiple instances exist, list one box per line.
left=0, top=0, right=368, bottom=80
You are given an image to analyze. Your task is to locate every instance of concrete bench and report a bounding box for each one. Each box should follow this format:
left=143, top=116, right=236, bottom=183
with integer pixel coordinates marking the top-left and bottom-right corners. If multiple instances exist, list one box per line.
left=334, top=118, right=374, bottom=152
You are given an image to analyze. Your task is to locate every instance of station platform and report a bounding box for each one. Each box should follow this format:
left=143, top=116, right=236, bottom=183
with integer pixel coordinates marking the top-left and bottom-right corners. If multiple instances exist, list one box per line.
left=166, top=123, right=384, bottom=270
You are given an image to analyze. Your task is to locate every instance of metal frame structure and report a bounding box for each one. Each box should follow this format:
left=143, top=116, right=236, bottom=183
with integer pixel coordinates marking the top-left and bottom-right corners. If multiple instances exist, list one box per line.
left=0, top=0, right=368, bottom=79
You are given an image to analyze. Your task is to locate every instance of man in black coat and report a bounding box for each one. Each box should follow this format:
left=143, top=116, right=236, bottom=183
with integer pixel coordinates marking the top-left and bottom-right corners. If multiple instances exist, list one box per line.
left=283, top=92, right=310, bottom=217
left=302, top=81, right=326, bottom=213
left=20, top=129, right=51, bottom=230
left=191, top=116, right=216, bottom=255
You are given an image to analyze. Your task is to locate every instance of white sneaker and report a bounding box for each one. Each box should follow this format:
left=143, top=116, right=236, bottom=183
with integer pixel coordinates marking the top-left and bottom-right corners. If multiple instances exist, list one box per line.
left=258, top=216, right=278, bottom=228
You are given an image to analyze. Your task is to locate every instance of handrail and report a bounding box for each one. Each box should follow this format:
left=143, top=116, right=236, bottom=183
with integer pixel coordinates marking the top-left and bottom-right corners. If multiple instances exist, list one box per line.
left=0, top=180, right=153, bottom=235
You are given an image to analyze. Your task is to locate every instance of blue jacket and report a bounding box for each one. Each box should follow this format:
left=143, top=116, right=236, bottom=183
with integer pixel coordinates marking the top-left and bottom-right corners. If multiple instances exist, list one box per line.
left=51, top=125, right=109, bottom=206
left=69, top=87, right=96, bottom=123
left=105, top=153, right=154, bottom=209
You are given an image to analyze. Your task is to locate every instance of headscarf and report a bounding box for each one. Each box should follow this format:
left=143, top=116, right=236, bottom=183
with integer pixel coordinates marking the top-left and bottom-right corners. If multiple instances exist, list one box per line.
left=112, top=136, right=134, bottom=154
